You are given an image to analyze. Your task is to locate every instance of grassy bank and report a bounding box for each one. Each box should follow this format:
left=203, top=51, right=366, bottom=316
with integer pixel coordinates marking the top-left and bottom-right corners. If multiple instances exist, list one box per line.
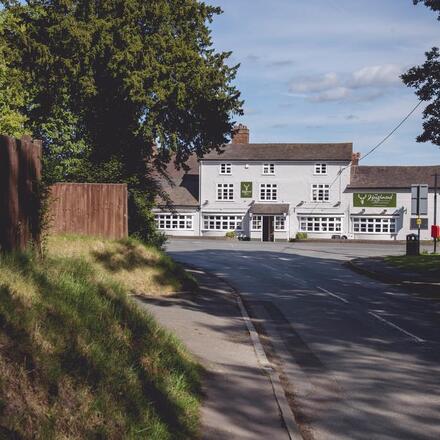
left=385, top=254, right=440, bottom=273
left=0, top=235, right=200, bottom=439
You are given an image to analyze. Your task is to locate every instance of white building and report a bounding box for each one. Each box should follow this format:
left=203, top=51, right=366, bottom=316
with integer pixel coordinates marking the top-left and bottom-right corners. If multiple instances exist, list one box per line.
left=154, top=125, right=440, bottom=241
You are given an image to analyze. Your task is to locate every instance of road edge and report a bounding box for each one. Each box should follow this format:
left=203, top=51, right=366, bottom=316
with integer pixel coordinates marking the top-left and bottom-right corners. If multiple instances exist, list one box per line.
left=184, top=265, right=302, bottom=440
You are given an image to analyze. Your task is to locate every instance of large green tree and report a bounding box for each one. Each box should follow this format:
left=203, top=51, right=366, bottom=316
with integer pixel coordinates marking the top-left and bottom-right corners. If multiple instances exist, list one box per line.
left=401, top=1, right=440, bottom=146
left=1, top=0, right=242, bottom=243
left=0, top=13, right=28, bottom=137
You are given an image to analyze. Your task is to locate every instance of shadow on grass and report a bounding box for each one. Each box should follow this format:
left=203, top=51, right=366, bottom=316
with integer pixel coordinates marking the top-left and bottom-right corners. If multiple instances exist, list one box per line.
left=92, top=239, right=198, bottom=292
left=0, top=251, right=201, bottom=438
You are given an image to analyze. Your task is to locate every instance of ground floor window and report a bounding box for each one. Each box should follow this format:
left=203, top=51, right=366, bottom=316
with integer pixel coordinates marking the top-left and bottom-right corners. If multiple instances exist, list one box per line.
left=155, top=214, right=193, bottom=230
left=352, top=217, right=396, bottom=233
left=299, top=216, right=342, bottom=232
left=203, top=215, right=243, bottom=231
left=274, top=216, right=286, bottom=230
left=251, top=215, right=262, bottom=230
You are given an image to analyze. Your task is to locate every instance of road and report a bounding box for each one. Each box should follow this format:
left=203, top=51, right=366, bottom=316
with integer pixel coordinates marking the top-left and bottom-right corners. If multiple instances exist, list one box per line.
left=165, top=239, right=440, bottom=440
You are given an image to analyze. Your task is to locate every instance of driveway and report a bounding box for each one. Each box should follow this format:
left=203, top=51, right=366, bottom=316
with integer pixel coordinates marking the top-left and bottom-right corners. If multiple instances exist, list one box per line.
left=165, top=239, right=440, bottom=440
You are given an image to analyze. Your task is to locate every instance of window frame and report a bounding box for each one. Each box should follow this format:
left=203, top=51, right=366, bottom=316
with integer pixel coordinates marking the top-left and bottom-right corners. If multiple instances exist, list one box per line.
left=262, top=163, right=275, bottom=175
left=274, top=215, right=286, bottom=231
left=314, top=163, right=328, bottom=175
left=202, top=215, right=244, bottom=231
left=259, top=183, right=278, bottom=201
left=251, top=215, right=262, bottom=231
left=219, top=163, right=232, bottom=175
left=311, top=183, right=330, bottom=202
left=216, top=183, right=234, bottom=201
left=298, top=216, right=343, bottom=233
left=351, top=217, right=397, bottom=234
left=155, top=214, right=194, bottom=231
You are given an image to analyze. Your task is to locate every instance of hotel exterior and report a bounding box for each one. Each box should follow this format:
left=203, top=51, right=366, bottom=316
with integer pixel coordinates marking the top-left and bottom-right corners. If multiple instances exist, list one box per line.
left=154, top=125, right=440, bottom=241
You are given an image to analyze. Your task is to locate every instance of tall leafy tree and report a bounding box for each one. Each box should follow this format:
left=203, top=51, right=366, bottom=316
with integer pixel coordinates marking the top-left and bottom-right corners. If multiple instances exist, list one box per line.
left=1, top=0, right=242, bottom=242
left=0, top=12, right=28, bottom=137
left=401, top=1, right=440, bottom=146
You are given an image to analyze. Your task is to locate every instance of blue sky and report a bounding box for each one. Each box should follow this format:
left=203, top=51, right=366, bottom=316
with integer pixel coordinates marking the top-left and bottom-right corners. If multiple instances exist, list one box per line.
left=206, top=0, right=439, bottom=165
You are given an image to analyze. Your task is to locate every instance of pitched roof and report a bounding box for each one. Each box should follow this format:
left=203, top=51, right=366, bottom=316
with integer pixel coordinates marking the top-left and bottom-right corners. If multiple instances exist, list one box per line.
left=349, top=165, right=440, bottom=189
left=201, top=143, right=353, bottom=161
left=156, top=155, right=199, bottom=206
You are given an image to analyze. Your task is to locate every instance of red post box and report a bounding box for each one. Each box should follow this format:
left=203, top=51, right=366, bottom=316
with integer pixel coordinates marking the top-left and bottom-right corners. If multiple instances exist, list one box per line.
left=431, top=225, right=440, bottom=239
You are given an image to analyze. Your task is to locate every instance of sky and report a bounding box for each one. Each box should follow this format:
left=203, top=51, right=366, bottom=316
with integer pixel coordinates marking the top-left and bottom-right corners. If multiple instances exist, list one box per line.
left=205, top=0, right=439, bottom=165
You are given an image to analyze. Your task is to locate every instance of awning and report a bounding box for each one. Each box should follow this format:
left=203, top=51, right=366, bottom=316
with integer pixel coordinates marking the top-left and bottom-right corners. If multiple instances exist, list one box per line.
left=250, top=203, right=289, bottom=215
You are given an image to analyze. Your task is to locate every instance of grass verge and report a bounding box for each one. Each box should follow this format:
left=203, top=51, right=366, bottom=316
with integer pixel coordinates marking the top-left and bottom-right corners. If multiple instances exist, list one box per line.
left=384, top=254, right=440, bottom=273
left=0, top=235, right=201, bottom=439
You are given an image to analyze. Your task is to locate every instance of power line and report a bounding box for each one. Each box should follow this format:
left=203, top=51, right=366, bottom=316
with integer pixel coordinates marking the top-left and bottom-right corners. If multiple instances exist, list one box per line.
left=360, top=99, right=423, bottom=162
left=306, top=99, right=424, bottom=213
left=329, top=99, right=424, bottom=190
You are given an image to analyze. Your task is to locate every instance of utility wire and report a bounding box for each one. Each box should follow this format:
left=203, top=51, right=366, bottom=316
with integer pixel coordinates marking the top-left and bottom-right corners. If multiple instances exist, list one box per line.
left=328, top=99, right=424, bottom=190
left=306, top=99, right=423, bottom=213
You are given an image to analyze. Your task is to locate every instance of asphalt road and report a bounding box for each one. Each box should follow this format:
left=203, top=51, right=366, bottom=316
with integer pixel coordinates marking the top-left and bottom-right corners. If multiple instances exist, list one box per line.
left=165, top=239, right=440, bottom=440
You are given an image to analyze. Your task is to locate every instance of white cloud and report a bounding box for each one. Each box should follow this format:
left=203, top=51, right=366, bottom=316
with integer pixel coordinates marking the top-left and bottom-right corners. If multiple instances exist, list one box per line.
left=350, top=64, right=403, bottom=88
left=310, top=87, right=351, bottom=102
left=289, top=72, right=339, bottom=93
left=289, top=64, right=404, bottom=103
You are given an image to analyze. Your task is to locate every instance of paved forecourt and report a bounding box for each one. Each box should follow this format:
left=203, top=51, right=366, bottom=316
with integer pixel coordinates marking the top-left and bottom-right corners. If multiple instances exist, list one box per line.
left=165, top=239, right=440, bottom=440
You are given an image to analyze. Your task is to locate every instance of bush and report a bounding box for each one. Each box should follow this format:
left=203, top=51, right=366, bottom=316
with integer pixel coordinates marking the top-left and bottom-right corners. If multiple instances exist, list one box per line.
left=225, top=231, right=237, bottom=239
left=295, top=232, right=308, bottom=240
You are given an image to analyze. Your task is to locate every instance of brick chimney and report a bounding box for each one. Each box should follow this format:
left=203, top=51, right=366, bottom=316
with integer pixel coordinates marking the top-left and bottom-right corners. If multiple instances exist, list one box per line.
left=351, top=152, right=361, bottom=166
left=231, top=124, right=249, bottom=144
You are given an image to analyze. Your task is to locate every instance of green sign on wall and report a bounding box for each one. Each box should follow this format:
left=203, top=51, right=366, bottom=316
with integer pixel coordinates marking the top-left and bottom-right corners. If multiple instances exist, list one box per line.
left=241, top=181, right=253, bottom=198
left=353, top=192, right=397, bottom=208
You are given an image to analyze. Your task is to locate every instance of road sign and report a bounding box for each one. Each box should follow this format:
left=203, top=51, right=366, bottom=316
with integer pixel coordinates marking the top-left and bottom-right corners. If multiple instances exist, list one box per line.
left=416, top=217, right=422, bottom=226
left=411, top=184, right=428, bottom=215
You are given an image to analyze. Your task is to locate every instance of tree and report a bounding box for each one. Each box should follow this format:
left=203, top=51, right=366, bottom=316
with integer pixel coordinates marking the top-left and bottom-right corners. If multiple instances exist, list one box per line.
left=0, top=13, right=28, bottom=138
left=401, top=1, right=440, bottom=146
left=1, top=0, right=243, bottom=243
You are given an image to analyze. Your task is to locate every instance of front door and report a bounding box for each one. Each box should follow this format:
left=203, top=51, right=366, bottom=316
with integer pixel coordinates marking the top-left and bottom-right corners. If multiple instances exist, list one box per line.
left=262, top=216, right=274, bottom=242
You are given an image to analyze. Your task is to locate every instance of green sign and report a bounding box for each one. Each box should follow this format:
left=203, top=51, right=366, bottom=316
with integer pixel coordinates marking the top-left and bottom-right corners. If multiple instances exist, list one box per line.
left=241, top=181, right=253, bottom=198
left=353, top=192, right=396, bottom=208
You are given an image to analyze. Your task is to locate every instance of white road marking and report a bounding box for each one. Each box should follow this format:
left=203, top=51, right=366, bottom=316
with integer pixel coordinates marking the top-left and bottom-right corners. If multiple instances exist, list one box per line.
left=278, top=257, right=292, bottom=261
left=369, top=312, right=425, bottom=343
left=317, top=286, right=349, bottom=304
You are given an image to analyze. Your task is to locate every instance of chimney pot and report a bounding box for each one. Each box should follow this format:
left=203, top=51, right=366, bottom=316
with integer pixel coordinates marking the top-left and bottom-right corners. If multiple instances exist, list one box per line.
left=351, top=152, right=361, bottom=166
left=232, top=124, right=249, bottom=144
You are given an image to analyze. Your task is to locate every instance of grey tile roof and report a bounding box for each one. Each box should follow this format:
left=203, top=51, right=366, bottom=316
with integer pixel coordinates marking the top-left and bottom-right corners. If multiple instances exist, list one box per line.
left=349, top=165, right=440, bottom=189
left=156, top=155, right=199, bottom=207
left=250, top=203, right=290, bottom=215
left=202, top=143, right=353, bottom=161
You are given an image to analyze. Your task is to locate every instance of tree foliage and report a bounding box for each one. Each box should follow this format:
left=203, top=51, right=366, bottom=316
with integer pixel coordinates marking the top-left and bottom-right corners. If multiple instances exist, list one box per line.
left=0, top=13, right=29, bottom=137
left=0, top=0, right=242, bottom=242
left=412, top=0, right=440, bottom=19
left=401, top=1, right=440, bottom=147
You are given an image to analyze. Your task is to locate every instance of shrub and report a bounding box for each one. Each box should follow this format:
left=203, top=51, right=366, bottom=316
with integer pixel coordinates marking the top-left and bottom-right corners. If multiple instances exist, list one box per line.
left=295, top=232, right=308, bottom=240
left=225, top=231, right=237, bottom=239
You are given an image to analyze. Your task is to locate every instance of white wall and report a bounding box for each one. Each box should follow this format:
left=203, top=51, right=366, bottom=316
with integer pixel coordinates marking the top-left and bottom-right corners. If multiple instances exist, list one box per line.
left=200, top=160, right=351, bottom=238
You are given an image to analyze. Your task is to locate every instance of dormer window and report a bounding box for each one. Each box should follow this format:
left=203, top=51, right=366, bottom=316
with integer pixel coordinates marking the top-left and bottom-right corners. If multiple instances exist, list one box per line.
left=314, top=163, right=327, bottom=175
left=262, top=163, right=275, bottom=175
left=220, top=163, right=232, bottom=175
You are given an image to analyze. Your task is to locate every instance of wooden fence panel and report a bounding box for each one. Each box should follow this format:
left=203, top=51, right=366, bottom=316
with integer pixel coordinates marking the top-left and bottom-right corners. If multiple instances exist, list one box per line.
left=49, top=183, right=128, bottom=240
left=0, top=135, right=42, bottom=252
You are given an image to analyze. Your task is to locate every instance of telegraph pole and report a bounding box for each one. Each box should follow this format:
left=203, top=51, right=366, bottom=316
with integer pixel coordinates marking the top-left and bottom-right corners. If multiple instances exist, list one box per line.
left=434, top=172, right=438, bottom=254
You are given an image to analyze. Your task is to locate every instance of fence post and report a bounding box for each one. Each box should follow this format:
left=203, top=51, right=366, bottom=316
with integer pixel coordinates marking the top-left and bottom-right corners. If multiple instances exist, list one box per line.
left=0, top=135, right=42, bottom=252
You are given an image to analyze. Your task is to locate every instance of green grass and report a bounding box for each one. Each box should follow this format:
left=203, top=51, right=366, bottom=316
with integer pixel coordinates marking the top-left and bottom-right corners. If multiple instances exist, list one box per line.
left=385, top=254, right=440, bottom=272
left=0, top=235, right=201, bottom=439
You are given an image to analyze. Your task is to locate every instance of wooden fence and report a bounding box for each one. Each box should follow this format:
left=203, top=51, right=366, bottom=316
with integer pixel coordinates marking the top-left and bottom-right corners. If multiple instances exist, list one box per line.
left=0, top=135, right=42, bottom=252
left=49, top=183, right=128, bottom=240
